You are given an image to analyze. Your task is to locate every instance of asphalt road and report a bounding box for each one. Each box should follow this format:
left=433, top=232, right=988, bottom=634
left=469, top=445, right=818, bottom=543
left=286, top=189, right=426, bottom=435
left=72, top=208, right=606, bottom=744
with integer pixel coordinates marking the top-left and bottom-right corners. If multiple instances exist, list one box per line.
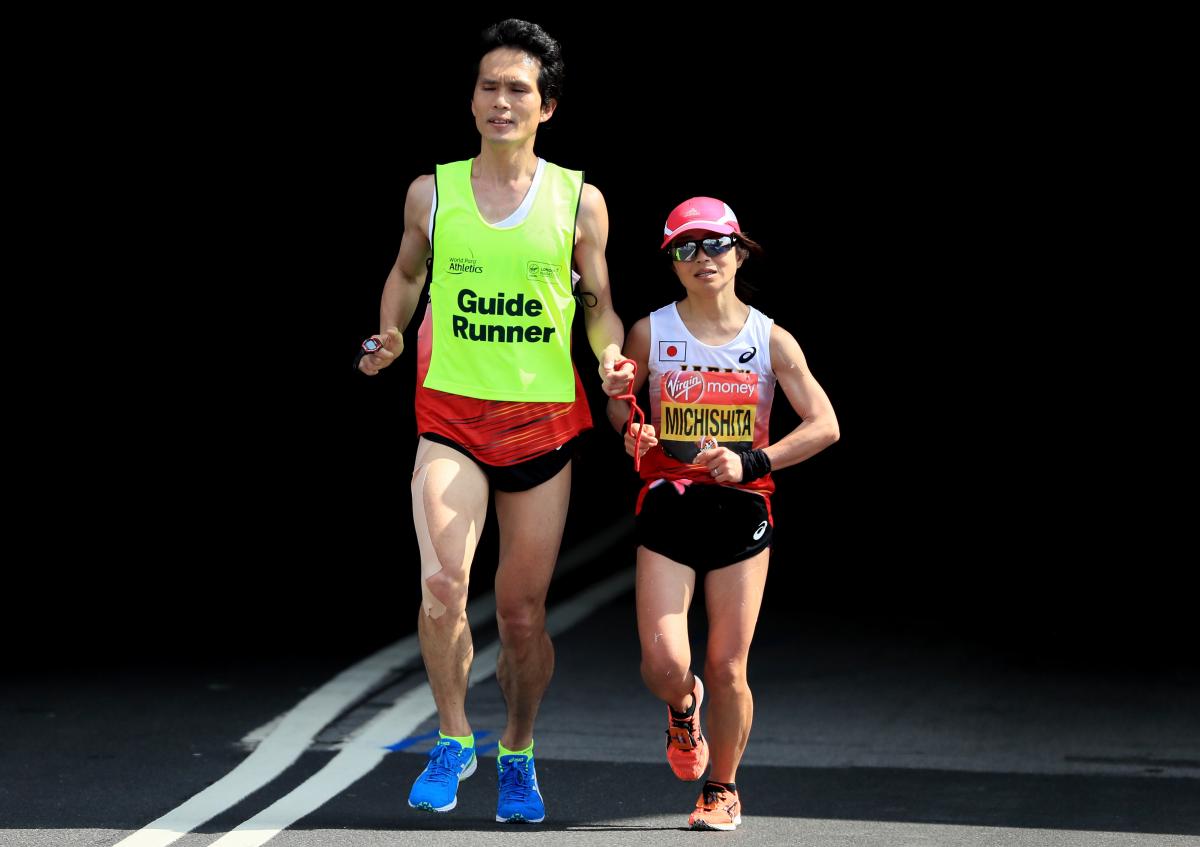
left=4, top=523, right=1199, bottom=846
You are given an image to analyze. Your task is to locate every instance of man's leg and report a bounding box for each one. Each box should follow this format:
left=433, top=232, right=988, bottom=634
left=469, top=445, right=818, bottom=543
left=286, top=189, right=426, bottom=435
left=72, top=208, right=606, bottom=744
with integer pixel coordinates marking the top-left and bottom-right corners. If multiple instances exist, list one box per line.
left=490, top=461, right=570, bottom=823
left=492, top=461, right=571, bottom=749
left=412, top=438, right=489, bottom=733
left=408, top=438, right=489, bottom=812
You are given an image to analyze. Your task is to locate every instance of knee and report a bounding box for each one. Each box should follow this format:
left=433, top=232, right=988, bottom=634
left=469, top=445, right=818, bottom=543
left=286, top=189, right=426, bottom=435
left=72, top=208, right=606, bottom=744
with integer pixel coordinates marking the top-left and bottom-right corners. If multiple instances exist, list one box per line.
left=703, top=653, right=749, bottom=691
left=423, top=568, right=468, bottom=618
left=495, top=600, right=545, bottom=647
left=640, top=652, right=691, bottom=700
left=641, top=651, right=689, bottom=683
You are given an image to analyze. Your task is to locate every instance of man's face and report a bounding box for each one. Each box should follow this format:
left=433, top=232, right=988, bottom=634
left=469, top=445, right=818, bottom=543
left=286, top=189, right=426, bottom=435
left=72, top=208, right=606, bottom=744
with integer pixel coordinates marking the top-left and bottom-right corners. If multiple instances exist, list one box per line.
left=471, top=47, right=555, bottom=144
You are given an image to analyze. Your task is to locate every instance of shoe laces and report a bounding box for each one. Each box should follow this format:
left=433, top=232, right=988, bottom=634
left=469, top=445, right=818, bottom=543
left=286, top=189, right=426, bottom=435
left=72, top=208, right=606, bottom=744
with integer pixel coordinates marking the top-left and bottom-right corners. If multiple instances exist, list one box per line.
left=698, top=785, right=736, bottom=816
left=667, top=715, right=699, bottom=748
left=422, top=741, right=462, bottom=786
left=498, top=755, right=532, bottom=801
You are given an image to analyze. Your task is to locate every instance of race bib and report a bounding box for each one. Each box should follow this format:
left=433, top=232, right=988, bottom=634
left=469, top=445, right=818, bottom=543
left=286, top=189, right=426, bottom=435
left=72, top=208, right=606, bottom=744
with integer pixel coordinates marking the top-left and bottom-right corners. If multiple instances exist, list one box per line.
left=659, top=370, right=758, bottom=464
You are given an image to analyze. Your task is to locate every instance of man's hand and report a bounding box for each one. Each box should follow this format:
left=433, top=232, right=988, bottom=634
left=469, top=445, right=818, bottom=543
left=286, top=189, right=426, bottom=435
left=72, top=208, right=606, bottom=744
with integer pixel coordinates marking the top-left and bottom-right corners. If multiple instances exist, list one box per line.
left=357, top=327, right=403, bottom=375
left=599, top=345, right=635, bottom=397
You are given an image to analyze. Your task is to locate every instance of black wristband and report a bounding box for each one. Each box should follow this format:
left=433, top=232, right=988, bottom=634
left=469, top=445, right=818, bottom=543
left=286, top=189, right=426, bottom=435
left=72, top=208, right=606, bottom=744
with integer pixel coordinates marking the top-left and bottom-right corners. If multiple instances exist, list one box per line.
left=352, top=349, right=367, bottom=373
left=739, top=448, right=772, bottom=482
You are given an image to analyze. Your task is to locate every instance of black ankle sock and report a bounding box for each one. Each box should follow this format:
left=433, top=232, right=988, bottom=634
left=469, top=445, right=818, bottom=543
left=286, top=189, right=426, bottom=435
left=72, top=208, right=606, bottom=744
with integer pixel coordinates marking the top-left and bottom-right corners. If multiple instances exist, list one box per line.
left=704, top=780, right=737, bottom=794
left=669, top=695, right=695, bottom=719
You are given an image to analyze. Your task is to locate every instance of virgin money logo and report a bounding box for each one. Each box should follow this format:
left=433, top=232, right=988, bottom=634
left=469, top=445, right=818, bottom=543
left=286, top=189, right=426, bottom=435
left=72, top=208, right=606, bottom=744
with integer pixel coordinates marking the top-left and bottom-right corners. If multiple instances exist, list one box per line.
left=664, top=372, right=705, bottom=404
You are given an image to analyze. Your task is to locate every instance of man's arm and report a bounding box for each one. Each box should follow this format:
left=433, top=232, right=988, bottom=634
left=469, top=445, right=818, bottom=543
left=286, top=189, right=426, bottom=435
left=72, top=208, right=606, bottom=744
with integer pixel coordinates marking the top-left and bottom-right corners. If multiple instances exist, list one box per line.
left=606, top=317, right=650, bottom=431
left=606, top=317, right=659, bottom=461
left=574, top=183, right=633, bottom=396
left=358, top=175, right=434, bottom=375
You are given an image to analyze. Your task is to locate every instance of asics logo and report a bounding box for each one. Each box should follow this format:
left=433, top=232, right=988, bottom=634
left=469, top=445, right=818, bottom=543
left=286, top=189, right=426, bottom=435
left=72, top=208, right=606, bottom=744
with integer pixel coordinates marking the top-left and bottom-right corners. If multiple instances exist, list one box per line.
left=739, top=347, right=757, bottom=363
left=753, top=521, right=768, bottom=540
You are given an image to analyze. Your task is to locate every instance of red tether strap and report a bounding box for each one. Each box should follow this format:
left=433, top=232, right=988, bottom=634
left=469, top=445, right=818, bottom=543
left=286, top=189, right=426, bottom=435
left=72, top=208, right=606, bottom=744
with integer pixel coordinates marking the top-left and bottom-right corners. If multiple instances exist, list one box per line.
left=615, top=358, right=645, bottom=471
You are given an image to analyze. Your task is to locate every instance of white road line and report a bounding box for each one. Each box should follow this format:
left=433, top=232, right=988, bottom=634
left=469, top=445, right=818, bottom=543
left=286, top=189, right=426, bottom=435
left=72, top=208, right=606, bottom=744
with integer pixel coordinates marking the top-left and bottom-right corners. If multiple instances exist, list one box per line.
left=114, top=518, right=634, bottom=847
left=238, top=514, right=632, bottom=747
left=208, top=567, right=634, bottom=847
left=111, top=634, right=424, bottom=847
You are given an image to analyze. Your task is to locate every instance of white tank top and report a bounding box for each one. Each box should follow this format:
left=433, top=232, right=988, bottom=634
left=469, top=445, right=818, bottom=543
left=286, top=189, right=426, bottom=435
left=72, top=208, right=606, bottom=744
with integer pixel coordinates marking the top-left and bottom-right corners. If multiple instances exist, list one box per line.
left=646, top=302, right=776, bottom=468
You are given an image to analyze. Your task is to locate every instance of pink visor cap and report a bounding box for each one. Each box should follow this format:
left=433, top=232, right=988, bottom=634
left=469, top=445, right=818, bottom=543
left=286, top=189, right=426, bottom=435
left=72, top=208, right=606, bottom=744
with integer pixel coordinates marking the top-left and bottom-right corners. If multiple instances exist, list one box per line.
left=661, top=196, right=740, bottom=248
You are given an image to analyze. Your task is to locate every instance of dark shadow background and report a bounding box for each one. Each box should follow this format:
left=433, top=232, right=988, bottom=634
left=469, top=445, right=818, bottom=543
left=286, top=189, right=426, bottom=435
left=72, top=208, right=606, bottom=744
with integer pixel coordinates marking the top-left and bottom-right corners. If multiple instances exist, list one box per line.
left=15, top=10, right=1187, bottom=668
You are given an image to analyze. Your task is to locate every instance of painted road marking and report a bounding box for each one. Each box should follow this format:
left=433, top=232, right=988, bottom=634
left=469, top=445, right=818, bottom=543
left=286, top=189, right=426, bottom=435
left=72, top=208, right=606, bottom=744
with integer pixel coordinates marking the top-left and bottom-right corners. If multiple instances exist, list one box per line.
left=114, top=517, right=633, bottom=847
left=207, top=568, right=634, bottom=847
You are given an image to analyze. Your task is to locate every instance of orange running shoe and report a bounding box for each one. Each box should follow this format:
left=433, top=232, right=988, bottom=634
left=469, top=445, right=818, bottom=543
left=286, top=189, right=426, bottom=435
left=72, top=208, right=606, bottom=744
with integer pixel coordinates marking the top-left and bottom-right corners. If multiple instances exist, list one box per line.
left=666, top=675, right=709, bottom=781
left=689, top=781, right=742, bottom=831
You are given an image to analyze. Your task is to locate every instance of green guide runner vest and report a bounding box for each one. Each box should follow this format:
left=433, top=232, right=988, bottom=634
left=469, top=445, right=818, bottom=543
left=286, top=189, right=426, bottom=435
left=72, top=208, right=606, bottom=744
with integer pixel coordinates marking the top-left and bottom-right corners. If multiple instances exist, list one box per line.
left=424, top=159, right=582, bottom=402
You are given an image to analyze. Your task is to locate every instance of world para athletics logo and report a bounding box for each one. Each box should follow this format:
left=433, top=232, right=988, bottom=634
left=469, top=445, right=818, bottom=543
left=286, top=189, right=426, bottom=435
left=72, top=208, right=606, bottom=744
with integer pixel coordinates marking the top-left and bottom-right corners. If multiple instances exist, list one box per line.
left=447, top=256, right=484, bottom=274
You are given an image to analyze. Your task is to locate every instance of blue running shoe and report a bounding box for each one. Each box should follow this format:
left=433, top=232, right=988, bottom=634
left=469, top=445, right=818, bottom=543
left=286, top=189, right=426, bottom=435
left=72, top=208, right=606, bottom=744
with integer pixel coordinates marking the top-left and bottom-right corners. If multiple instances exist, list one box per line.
left=407, top=738, right=477, bottom=812
left=495, top=753, right=545, bottom=823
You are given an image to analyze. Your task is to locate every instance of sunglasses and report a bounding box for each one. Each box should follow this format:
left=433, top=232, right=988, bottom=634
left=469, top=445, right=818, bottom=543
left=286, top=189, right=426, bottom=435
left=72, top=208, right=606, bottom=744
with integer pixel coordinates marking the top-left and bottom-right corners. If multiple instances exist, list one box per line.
left=666, top=235, right=739, bottom=262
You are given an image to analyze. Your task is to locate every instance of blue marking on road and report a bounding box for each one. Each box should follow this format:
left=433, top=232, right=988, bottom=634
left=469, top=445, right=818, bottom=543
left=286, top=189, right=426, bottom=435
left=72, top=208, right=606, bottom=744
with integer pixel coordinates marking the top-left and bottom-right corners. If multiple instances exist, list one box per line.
left=385, top=728, right=494, bottom=751
left=384, top=730, right=439, bottom=751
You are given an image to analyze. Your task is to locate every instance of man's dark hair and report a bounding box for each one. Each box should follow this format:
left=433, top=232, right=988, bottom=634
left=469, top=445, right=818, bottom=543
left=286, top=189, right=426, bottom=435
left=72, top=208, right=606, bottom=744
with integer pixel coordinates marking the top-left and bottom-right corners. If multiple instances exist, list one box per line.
left=479, top=19, right=565, bottom=106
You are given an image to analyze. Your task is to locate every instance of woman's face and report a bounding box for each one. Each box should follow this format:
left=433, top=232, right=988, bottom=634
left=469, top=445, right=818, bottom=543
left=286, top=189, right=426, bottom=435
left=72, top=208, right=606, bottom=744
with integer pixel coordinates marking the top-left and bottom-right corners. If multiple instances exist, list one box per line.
left=668, top=230, right=743, bottom=294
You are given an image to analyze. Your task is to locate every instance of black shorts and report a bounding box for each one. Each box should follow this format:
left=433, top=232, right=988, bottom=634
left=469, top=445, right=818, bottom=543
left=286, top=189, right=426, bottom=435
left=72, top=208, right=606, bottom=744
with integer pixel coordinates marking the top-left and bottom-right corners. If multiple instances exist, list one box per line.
left=420, top=433, right=577, bottom=493
left=636, top=480, right=773, bottom=574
